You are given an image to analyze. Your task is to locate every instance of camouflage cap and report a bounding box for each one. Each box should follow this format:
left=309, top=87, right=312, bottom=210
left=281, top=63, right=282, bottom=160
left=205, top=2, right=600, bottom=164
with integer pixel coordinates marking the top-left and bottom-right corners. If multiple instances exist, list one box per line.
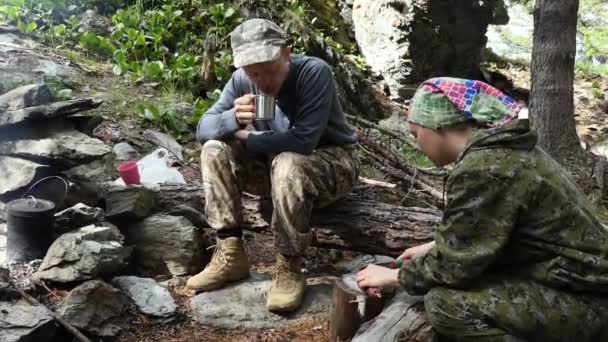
left=230, top=19, right=287, bottom=68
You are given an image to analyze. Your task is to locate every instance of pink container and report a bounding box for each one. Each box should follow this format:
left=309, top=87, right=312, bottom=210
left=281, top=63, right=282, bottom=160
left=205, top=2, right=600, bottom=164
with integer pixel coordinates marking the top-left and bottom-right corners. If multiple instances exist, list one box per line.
left=118, top=161, right=141, bottom=185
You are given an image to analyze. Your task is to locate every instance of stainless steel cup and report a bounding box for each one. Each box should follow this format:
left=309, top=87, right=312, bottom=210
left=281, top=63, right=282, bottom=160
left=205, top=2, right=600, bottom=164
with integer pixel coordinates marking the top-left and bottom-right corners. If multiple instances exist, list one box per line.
left=254, top=95, right=275, bottom=121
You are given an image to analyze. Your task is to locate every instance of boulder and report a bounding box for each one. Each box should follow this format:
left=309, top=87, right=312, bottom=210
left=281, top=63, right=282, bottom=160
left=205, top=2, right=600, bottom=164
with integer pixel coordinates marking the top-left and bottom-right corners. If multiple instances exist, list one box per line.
left=33, top=223, right=132, bottom=283
left=0, top=156, right=49, bottom=198
left=53, top=203, right=105, bottom=235
left=352, top=0, right=509, bottom=97
left=127, top=214, right=205, bottom=276
left=352, top=0, right=411, bottom=98
left=58, top=280, right=129, bottom=337
left=0, top=32, right=77, bottom=88
left=62, top=154, right=114, bottom=183
left=190, top=275, right=332, bottom=329
left=0, top=129, right=111, bottom=166
left=0, top=302, right=57, bottom=342
left=79, top=10, right=111, bottom=35
left=112, top=142, right=139, bottom=162
left=102, top=185, right=155, bottom=220
left=111, top=276, right=177, bottom=320
left=143, top=130, right=184, bottom=163
left=0, top=227, right=6, bottom=266
left=0, top=84, right=52, bottom=111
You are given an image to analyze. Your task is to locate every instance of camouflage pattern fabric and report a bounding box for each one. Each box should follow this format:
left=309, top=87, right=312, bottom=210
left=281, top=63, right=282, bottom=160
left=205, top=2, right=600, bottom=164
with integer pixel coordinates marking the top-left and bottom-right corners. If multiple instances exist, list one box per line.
left=200, top=139, right=359, bottom=256
left=426, top=277, right=608, bottom=341
left=230, top=19, right=287, bottom=68
left=399, top=119, right=608, bottom=340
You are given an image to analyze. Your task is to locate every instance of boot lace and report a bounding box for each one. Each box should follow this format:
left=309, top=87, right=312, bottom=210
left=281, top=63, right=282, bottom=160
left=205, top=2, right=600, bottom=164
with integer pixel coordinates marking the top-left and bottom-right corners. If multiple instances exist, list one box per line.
left=207, top=244, right=227, bottom=268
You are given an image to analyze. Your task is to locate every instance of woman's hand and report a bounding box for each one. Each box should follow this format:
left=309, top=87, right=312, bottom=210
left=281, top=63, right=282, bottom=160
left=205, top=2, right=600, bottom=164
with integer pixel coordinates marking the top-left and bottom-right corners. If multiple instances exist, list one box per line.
left=356, top=264, right=400, bottom=289
left=398, top=241, right=435, bottom=263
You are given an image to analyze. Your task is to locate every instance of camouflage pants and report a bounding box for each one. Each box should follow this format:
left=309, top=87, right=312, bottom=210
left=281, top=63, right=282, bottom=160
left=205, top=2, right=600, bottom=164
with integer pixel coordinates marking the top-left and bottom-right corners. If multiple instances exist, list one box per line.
left=200, top=139, right=359, bottom=256
left=425, top=277, right=608, bottom=342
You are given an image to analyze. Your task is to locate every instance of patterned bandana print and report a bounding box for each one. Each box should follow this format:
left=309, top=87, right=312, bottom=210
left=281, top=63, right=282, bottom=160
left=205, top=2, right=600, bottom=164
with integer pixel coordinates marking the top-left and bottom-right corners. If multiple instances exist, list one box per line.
left=408, top=77, right=524, bottom=129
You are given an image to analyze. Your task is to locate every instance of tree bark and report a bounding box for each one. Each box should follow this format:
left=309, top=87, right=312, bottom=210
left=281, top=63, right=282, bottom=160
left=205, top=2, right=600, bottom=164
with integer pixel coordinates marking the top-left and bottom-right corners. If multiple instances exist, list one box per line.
left=530, top=0, right=580, bottom=159
left=352, top=291, right=433, bottom=342
left=529, top=0, right=608, bottom=199
left=329, top=275, right=383, bottom=342
left=100, top=185, right=439, bottom=256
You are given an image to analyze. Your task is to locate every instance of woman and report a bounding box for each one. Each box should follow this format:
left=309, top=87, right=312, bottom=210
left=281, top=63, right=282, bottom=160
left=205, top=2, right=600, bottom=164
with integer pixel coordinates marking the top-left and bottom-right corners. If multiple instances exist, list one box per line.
left=357, top=78, right=608, bottom=341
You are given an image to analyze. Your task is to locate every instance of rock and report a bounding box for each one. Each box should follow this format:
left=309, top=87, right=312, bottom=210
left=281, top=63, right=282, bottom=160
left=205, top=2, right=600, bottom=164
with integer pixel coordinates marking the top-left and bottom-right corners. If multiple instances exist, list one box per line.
left=142, top=130, right=184, bottom=163
left=168, top=102, right=195, bottom=117
left=6, top=261, right=40, bottom=291
left=0, top=302, right=57, bottom=342
left=0, top=129, right=111, bottom=166
left=0, top=32, right=77, bottom=89
left=352, top=0, right=411, bottom=98
left=352, top=0, right=508, bottom=97
left=113, top=142, right=139, bottom=162
left=0, top=156, right=49, bottom=198
left=190, top=277, right=332, bottom=329
left=33, top=223, right=132, bottom=283
left=53, top=203, right=105, bottom=236
left=111, top=276, right=177, bottom=320
left=158, top=276, right=187, bottom=289
left=103, top=186, right=155, bottom=220
left=62, top=154, right=114, bottom=183
left=127, top=214, right=205, bottom=276
left=79, top=10, right=111, bottom=35
left=592, top=140, right=608, bottom=159
left=58, top=280, right=129, bottom=337
left=337, top=254, right=395, bottom=273
left=0, top=229, right=6, bottom=266
left=0, top=84, right=52, bottom=111
left=599, top=99, right=608, bottom=115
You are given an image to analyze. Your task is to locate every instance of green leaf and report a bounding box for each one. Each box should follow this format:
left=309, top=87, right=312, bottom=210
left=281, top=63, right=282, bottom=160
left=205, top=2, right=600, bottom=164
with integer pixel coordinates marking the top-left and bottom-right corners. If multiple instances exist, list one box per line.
left=224, top=8, right=235, bottom=18
left=136, top=34, right=146, bottom=46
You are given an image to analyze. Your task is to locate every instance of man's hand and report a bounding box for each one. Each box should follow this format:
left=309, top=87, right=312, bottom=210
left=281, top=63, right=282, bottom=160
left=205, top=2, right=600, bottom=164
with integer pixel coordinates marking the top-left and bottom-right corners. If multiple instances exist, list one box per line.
left=234, top=129, right=250, bottom=142
left=356, top=264, right=400, bottom=289
left=397, top=241, right=435, bottom=263
left=234, top=94, right=256, bottom=126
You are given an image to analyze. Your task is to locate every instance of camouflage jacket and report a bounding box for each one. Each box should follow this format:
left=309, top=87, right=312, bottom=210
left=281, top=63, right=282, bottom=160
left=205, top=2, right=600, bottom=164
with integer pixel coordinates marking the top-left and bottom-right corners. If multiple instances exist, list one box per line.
left=399, top=119, right=608, bottom=295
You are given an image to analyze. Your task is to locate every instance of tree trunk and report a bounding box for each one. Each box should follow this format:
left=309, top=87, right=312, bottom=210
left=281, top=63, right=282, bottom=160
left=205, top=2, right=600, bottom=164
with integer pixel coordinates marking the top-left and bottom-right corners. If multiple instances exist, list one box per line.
left=530, top=0, right=581, bottom=160
left=529, top=0, right=608, bottom=198
left=99, top=185, right=439, bottom=256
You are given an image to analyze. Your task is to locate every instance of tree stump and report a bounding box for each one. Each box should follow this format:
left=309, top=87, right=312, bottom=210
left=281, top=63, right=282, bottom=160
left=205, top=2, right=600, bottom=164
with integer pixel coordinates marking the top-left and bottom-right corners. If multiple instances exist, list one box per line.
left=329, top=274, right=383, bottom=341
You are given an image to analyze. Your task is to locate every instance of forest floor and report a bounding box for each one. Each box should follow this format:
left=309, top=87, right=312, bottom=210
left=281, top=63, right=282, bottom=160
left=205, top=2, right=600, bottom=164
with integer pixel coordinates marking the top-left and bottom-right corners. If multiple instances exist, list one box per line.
left=32, top=45, right=608, bottom=341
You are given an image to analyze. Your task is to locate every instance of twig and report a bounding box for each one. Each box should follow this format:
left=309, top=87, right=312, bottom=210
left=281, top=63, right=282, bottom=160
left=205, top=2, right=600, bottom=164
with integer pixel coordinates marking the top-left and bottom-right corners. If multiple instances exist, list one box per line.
left=358, top=176, right=397, bottom=189
left=34, top=279, right=60, bottom=300
left=12, top=284, right=92, bottom=342
left=345, top=113, right=419, bottom=149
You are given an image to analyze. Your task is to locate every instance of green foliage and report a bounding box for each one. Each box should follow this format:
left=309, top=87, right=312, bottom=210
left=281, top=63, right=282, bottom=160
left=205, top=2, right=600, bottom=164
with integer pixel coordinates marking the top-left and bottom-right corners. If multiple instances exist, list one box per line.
left=575, top=61, right=608, bottom=78
left=590, top=80, right=605, bottom=101
left=44, top=76, right=73, bottom=101
left=399, top=144, right=434, bottom=168
left=136, top=87, right=220, bottom=139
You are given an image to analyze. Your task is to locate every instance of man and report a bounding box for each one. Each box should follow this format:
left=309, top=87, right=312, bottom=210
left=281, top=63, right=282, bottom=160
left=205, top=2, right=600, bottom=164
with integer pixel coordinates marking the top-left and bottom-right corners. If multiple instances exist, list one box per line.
left=187, top=18, right=359, bottom=312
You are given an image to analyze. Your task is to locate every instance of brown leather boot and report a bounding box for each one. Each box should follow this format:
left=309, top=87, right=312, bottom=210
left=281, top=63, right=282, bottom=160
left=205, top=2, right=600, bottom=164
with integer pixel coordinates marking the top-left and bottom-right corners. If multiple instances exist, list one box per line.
left=186, top=237, right=250, bottom=292
left=266, top=253, right=306, bottom=312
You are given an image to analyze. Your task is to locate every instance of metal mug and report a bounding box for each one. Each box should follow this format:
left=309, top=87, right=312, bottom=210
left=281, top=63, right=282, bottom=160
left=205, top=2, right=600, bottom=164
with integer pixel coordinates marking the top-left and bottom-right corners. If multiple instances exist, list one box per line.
left=254, top=95, right=275, bottom=121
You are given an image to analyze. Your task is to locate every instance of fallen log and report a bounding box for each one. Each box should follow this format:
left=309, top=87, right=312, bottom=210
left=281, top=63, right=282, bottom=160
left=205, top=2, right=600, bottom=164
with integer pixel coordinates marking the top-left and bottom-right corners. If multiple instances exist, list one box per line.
left=0, top=98, right=103, bottom=127
left=100, top=184, right=439, bottom=256
left=352, top=291, right=433, bottom=342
